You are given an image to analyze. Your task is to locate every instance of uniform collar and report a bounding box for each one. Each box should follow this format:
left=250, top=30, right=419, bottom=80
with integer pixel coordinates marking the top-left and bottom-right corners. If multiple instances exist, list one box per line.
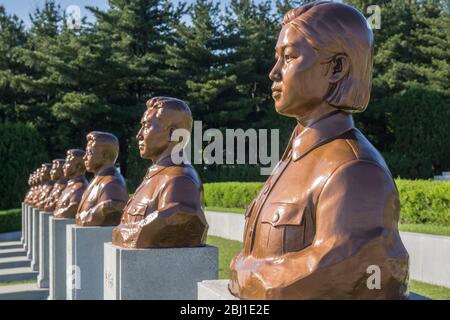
left=145, top=155, right=178, bottom=180
left=96, top=165, right=117, bottom=177
left=68, top=175, right=85, bottom=185
left=291, top=111, right=355, bottom=162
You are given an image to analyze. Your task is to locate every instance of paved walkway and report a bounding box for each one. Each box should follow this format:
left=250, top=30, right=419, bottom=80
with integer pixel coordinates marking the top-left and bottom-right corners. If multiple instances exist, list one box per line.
left=0, top=238, right=48, bottom=300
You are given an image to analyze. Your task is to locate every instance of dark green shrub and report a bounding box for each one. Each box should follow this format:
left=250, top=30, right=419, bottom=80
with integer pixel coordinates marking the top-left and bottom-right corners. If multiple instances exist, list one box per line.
left=384, top=86, right=450, bottom=178
left=0, top=122, right=48, bottom=210
left=0, top=208, right=21, bottom=233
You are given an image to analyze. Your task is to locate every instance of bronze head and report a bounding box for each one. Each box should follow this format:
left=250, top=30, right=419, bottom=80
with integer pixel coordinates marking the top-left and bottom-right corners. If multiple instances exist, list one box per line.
left=137, top=97, right=193, bottom=163
left=50, top=159, right=65, bottom=181
left=269, top=1, right=373, bottom=122
left=63, top=149, right=86, bottom=179
left=83, top=131, right=119, bottom=174
left=40, top=164, right=52, bottom=183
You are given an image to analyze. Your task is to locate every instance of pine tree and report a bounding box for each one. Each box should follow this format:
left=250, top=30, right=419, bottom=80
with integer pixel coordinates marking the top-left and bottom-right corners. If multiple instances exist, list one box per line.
left=0, top=6, right=27, bottom=121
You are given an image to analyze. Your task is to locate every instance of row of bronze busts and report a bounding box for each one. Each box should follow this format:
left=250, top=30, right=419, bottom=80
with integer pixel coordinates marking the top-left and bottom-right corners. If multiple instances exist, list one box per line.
left=23, top=97, right=208, bottom=249
left=23, top=1, right=410, bottom=300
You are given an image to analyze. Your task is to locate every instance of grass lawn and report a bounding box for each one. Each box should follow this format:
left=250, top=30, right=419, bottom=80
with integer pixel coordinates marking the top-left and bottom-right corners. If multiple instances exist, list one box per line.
left=0, top=280, right=36, bottom=287
left=207, top=235, right=242, bottom=279
left=206, top=206, right=246, bottom=214
left=206, top=235, right=450, bottom=300
left=409, top=280, right=450, bottom=300
left=399, top=224, right=450, bottom=237
left=205, top=206, right=450, bottom=237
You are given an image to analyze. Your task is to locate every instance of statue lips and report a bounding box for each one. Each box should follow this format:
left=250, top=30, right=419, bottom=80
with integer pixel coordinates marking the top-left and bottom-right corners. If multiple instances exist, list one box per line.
left=271, top=84, right=282, bottom=100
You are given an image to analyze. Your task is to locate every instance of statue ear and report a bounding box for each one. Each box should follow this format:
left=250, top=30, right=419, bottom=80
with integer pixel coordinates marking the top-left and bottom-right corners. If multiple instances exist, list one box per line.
left=328, top=54, right=349, bottom=84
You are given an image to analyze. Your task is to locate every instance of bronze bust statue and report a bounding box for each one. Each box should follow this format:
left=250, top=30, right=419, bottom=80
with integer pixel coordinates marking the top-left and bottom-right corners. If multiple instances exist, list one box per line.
left=229, top=1, right=409, bottom=300
left=30, top=169, right=43, bottom=206
left=36, top=164, right=54, bottom=210
left=28, top=170, right=39, bottom=206
left=112, top=97, right=208, bottom=248
left=43, top=159, right=67, bottom=212
left=54, top=149, right=89, bottom=219
left=24, top=174, right=34, bottom=205
left=76, top=132, right=128, bottom=226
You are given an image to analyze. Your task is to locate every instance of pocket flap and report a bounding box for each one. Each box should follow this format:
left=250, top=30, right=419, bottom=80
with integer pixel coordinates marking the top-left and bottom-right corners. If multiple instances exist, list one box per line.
left=127, top=202, right=148, bottom=216
left=261, top=202, right=303, bottom=226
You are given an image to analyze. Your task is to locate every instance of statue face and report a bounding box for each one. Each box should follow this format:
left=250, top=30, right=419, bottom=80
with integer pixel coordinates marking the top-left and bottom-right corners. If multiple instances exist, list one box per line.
left=83, top=142, right=105, bottom=173
left=41, top=166, right=51, bottom=182
left=269, top=24, right=330, bottom=118
left=50, top=162, right=63, bottom=180
left=64, top=153, right=78, bottom=178
left=136, top=109, right=171, bottom=161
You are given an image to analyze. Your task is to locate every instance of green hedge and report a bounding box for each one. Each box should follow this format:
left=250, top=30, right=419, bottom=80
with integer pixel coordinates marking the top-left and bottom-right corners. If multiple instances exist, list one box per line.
left=397, top=179, right=450, bottom=226
left=0, top=209, right=21, bottom=233
left=0, top=122, right=48, bottom=210
left=204, top=182, right=263, bottom=209
left=1, top=180, right=450, bottom=234
left=204, top=180, right=450, bottom=227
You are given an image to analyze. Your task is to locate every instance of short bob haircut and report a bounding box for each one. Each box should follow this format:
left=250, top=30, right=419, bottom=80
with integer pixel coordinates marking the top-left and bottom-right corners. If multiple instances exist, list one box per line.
left=86, top=131, right=119, bottom=163
left=283, top=1, right=374, bottom=112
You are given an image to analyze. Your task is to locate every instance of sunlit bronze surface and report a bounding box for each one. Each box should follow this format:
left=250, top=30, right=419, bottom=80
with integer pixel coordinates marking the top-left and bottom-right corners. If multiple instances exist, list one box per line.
left=54, top=149, right=89, bottom=219
left=112, top=97, right=208, bottom=248
left=30, top=169, right=43, bottom=206
left=36, top=164, right=54, bottom=210
left=76, top=132, right=128, bottom=226
left=229, top=1, right=409, bottom=300
left=44, top=159, right=67, bottom=212
left=24, top=173, right=36, bottom=205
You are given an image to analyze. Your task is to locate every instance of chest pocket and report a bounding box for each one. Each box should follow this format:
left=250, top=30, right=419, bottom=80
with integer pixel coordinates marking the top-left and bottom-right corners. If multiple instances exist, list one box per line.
left=127, top=202, right=148, bottom=217
left=260, top=202, right=307, bottom=254
left=261, top=202, right=303, bottom=227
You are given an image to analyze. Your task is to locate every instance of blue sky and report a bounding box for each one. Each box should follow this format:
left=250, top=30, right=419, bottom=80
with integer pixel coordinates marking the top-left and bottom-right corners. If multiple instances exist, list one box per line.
left=1, top=0, right=343, bottom=28
left=0, top=0, right=227, bottom=27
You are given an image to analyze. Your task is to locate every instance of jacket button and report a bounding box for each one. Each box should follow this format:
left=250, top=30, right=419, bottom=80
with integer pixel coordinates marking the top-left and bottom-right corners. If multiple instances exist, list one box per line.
left=272, top=213, right=280, bottom=223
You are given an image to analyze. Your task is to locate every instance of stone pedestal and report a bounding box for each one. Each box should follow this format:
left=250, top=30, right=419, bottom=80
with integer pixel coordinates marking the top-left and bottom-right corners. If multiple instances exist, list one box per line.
left=198, top=280, right=238, bottom=300
left=66, top=225, right=114, bottom=300
left=21, top=202, right=25, bottom=244
left=197, top=280, right=431, bottom=300
left=37, top=211, right=52, bottom=288
left=48, top=217, right=75, bottom=300
left=26, top=206, right=33, bottom=260
left=22, top=204, right=28, bottom=251
left=30, top=208, right=40, bottom=271
left=104, top=243, right=218, bottom=300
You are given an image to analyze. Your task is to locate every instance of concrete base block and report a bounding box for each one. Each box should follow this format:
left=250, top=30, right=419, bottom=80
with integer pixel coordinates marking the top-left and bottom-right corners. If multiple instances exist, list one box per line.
left=21, top=202, right=25, bottom=243
left=66, top=225, right=114, bottom=300
left=198, top=280, right=238, bottom=300
left=37, top=211, right=52, bottom=288
left=30, top=208, right=40, bottom=271
left=104, top=243, right=218, bottom=300
left=48, top=217, right=75, bottom=300
left=26, top=206, right=33, bottom=259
